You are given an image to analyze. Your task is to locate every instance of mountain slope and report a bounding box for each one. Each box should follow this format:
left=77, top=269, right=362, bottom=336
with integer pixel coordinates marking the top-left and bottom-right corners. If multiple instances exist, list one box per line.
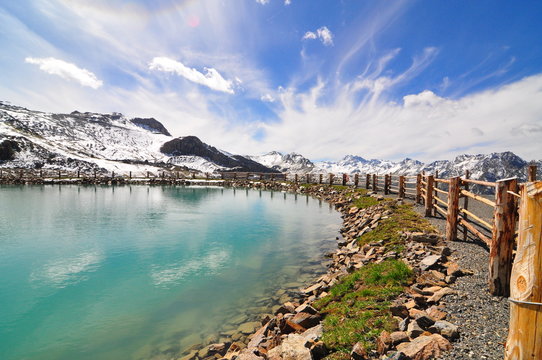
left=0, top=102, right=275, bottom=174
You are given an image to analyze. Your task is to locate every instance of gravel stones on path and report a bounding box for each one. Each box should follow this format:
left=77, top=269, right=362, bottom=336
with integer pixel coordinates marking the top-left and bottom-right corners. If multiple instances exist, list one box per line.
left=411, top=202, right=509, bottom=360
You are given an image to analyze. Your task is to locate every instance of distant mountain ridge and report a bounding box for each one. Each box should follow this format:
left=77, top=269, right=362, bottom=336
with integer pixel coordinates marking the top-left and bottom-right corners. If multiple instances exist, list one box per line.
left=248, top=151, right=540, bottom=184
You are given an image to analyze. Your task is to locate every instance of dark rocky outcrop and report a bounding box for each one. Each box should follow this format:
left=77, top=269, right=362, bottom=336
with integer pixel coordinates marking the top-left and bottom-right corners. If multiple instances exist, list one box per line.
left=160, top=136, right=278, bottom=173
left=0, top=139, right=21, bottom=161
left=130, top=117, right=171, bottom=136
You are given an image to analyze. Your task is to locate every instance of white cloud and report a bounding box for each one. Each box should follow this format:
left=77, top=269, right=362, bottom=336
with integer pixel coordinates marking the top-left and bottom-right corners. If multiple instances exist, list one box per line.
left=24, top=57, right=103, bottom=89
left=284, top=0, right=292, bottom=5
left=255, top=74, right=542, bottom=162
left=149, top=57, right=235, bottom=94
left=302, top=26, right=334, bottom=46
left=256, top=0, right=269, bottom=4
left=260, top=94, right=275, bottom=102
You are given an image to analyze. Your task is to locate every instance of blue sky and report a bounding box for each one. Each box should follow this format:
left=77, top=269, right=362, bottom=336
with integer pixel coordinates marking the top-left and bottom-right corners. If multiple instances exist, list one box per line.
left=0, top=0, right=541, bottom=161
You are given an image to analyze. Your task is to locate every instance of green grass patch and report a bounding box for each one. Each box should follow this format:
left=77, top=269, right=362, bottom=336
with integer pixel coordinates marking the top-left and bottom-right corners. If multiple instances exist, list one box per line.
left=357, top=203, right=436, bottom=252
left=314, top=259, right=413, bottom=355
left=351, top=196, right=379, bottom=210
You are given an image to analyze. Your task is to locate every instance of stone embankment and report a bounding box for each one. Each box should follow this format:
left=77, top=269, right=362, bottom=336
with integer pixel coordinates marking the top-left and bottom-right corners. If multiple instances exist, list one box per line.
left=172, top=182, right=474, bottom=360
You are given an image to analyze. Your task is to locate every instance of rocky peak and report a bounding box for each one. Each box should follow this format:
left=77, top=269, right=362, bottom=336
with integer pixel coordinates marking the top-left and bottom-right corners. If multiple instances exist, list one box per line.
left=130, top=117, right=171, bottom=136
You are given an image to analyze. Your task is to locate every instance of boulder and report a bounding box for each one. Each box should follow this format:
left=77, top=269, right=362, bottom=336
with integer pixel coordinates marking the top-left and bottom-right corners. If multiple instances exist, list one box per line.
left=414, top=314, right=436, bottom=329
left=390, top=303, right=409, bottom=318
left=238, top=322, right=261, bottom=335
left=236, top=349, right=265, bottom=360
left=377, top=331, right=392, bottom=354
left=396, top=334, right=452, bottom=360
left=428, top=320, right=459, bottom=340
left=290, top=312, right=321, bottom=329
left=407, top=321, right=424, bottom=339
left=267, top=334, right=312, bottom=360
left=294, top=304, right=318, bottom=315
left=407, top=232, right=441, bottom=245
left=390, top=331, right=409, bottom=346
left=427, top=287, right=456, bottom=303
left=419, top=255, right=441, bottom=271
left=350, top=342, right=369, bottom=360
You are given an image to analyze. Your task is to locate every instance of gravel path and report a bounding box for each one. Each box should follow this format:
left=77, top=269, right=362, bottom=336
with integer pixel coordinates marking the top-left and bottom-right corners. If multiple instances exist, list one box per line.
left=408, top=199, right=509, bottom=360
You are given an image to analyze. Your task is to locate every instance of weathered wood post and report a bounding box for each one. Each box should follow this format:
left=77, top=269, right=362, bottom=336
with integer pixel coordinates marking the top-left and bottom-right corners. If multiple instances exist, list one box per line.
left=354, top=174, right=359, bottom=188
left=147, top=171, right=150, bottom=178
left=528, top=164, right=537, bottom=181
left=433, top=171, right=439, bottom=216
left=58, top=170, right=61, bottom=179
left=366, top=174, right=370, bottom=189
left=306, top=174, right=310, bottom=184
left=463, top=170, right=470, bottom=241
left=39, top=169, right=43, bottom=178
left=112, top=171, right=115, bottom=179
left=342, top=173, right=347, bottom=186
left=329, top=173, right=333, bottom=186
left=94, top=169, right=97, bottom=179
left=372, top=174, right=377, bottom=191
left=129, top=171, right=132, bottom=179
left=192, top=172, right=196, bottom=179
left=489, top=178, right=518, bottom=296
left=384, top=174, right=389, bottom=195
left=319, top=174, right=323, bottom=184
left=399, top=176, right=405, bottom=199
left=260, top=174, right=264, bottom=181
left=295, top=173, right=298, bottom=183
left=505, top=181, right=542, bottom=360
left=416, top=174, right=422, bottom=204
left=425, top=175, right=434, bottom=216
left=446, top=177, right=461, bottom=242
left=77, top=170, right=80, bottom=178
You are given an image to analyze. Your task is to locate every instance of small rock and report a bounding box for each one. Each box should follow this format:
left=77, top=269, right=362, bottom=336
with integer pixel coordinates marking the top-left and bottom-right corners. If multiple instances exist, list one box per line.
left=396, top=334, right=452, bottom=360
left=290, top=312, right=321, bottom=329
left=399, top=317, right=410, bottom=332
left=294, top=303, right=318, bottom=315
left=238, top=322, right=261, bottom=335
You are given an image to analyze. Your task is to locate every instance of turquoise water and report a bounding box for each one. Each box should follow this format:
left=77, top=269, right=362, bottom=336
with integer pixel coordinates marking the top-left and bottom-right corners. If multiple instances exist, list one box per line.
left=0, top=185, right=340, bottom=360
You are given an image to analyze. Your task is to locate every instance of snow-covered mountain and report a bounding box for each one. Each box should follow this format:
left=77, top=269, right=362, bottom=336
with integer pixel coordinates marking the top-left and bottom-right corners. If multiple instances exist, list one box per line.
left=251, top=150, right=540, bottom=186
left=0, top=101, right=275, bottom=174
left=246, top=151, right=316, bottom=173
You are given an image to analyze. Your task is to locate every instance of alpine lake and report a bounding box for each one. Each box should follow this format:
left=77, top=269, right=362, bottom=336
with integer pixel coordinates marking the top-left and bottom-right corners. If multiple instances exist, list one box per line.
left=0, top=184, right=341, bottom=360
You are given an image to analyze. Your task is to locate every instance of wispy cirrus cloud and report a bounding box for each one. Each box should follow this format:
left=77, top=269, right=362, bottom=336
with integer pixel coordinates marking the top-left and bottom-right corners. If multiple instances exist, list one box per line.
left=25, top=57, right=103, bottom=89
left=149, top=57, right=235, bottom=94
left=303, top=26, right=334, bottom=46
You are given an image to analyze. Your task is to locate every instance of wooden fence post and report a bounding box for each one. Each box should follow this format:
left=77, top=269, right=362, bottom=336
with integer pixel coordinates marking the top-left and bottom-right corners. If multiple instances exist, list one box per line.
left=433, top=171, right=439, bottom=216
left=329, top=173, right=333, bottom=186
left=94, top=170, right=97, bottom=179
left=505, top=181, right=542, bottom=360
left=416, top=174, right=422, bottom=204
left=112, top=171, right=115, bottom=179
left=306, top=174, right=310, bottom=184
left=354, top=174, right=359, bottom=188
left=384, top=174, right=390, bottom=195
left=463, top=170, right=470, bottom=241
left=366, top=174, right=370, bottom=189
left=58, top=170, right=61, bottom=179
left=446, top=177, right=461, bottom=242
left=425, top=175, right=434, bottom=216
left=528, top=164, right=537, bottom=181
left=319, top=174, right=323, bottom=184
left=372, top=174, right=377, bottom=191
left=399, top=176, right=405, bottom=199
left=489, top=178, right=518, bottom=296
left=295, top=173, right=298, bottom=183
left=342, top=173, right=347, bottom=186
